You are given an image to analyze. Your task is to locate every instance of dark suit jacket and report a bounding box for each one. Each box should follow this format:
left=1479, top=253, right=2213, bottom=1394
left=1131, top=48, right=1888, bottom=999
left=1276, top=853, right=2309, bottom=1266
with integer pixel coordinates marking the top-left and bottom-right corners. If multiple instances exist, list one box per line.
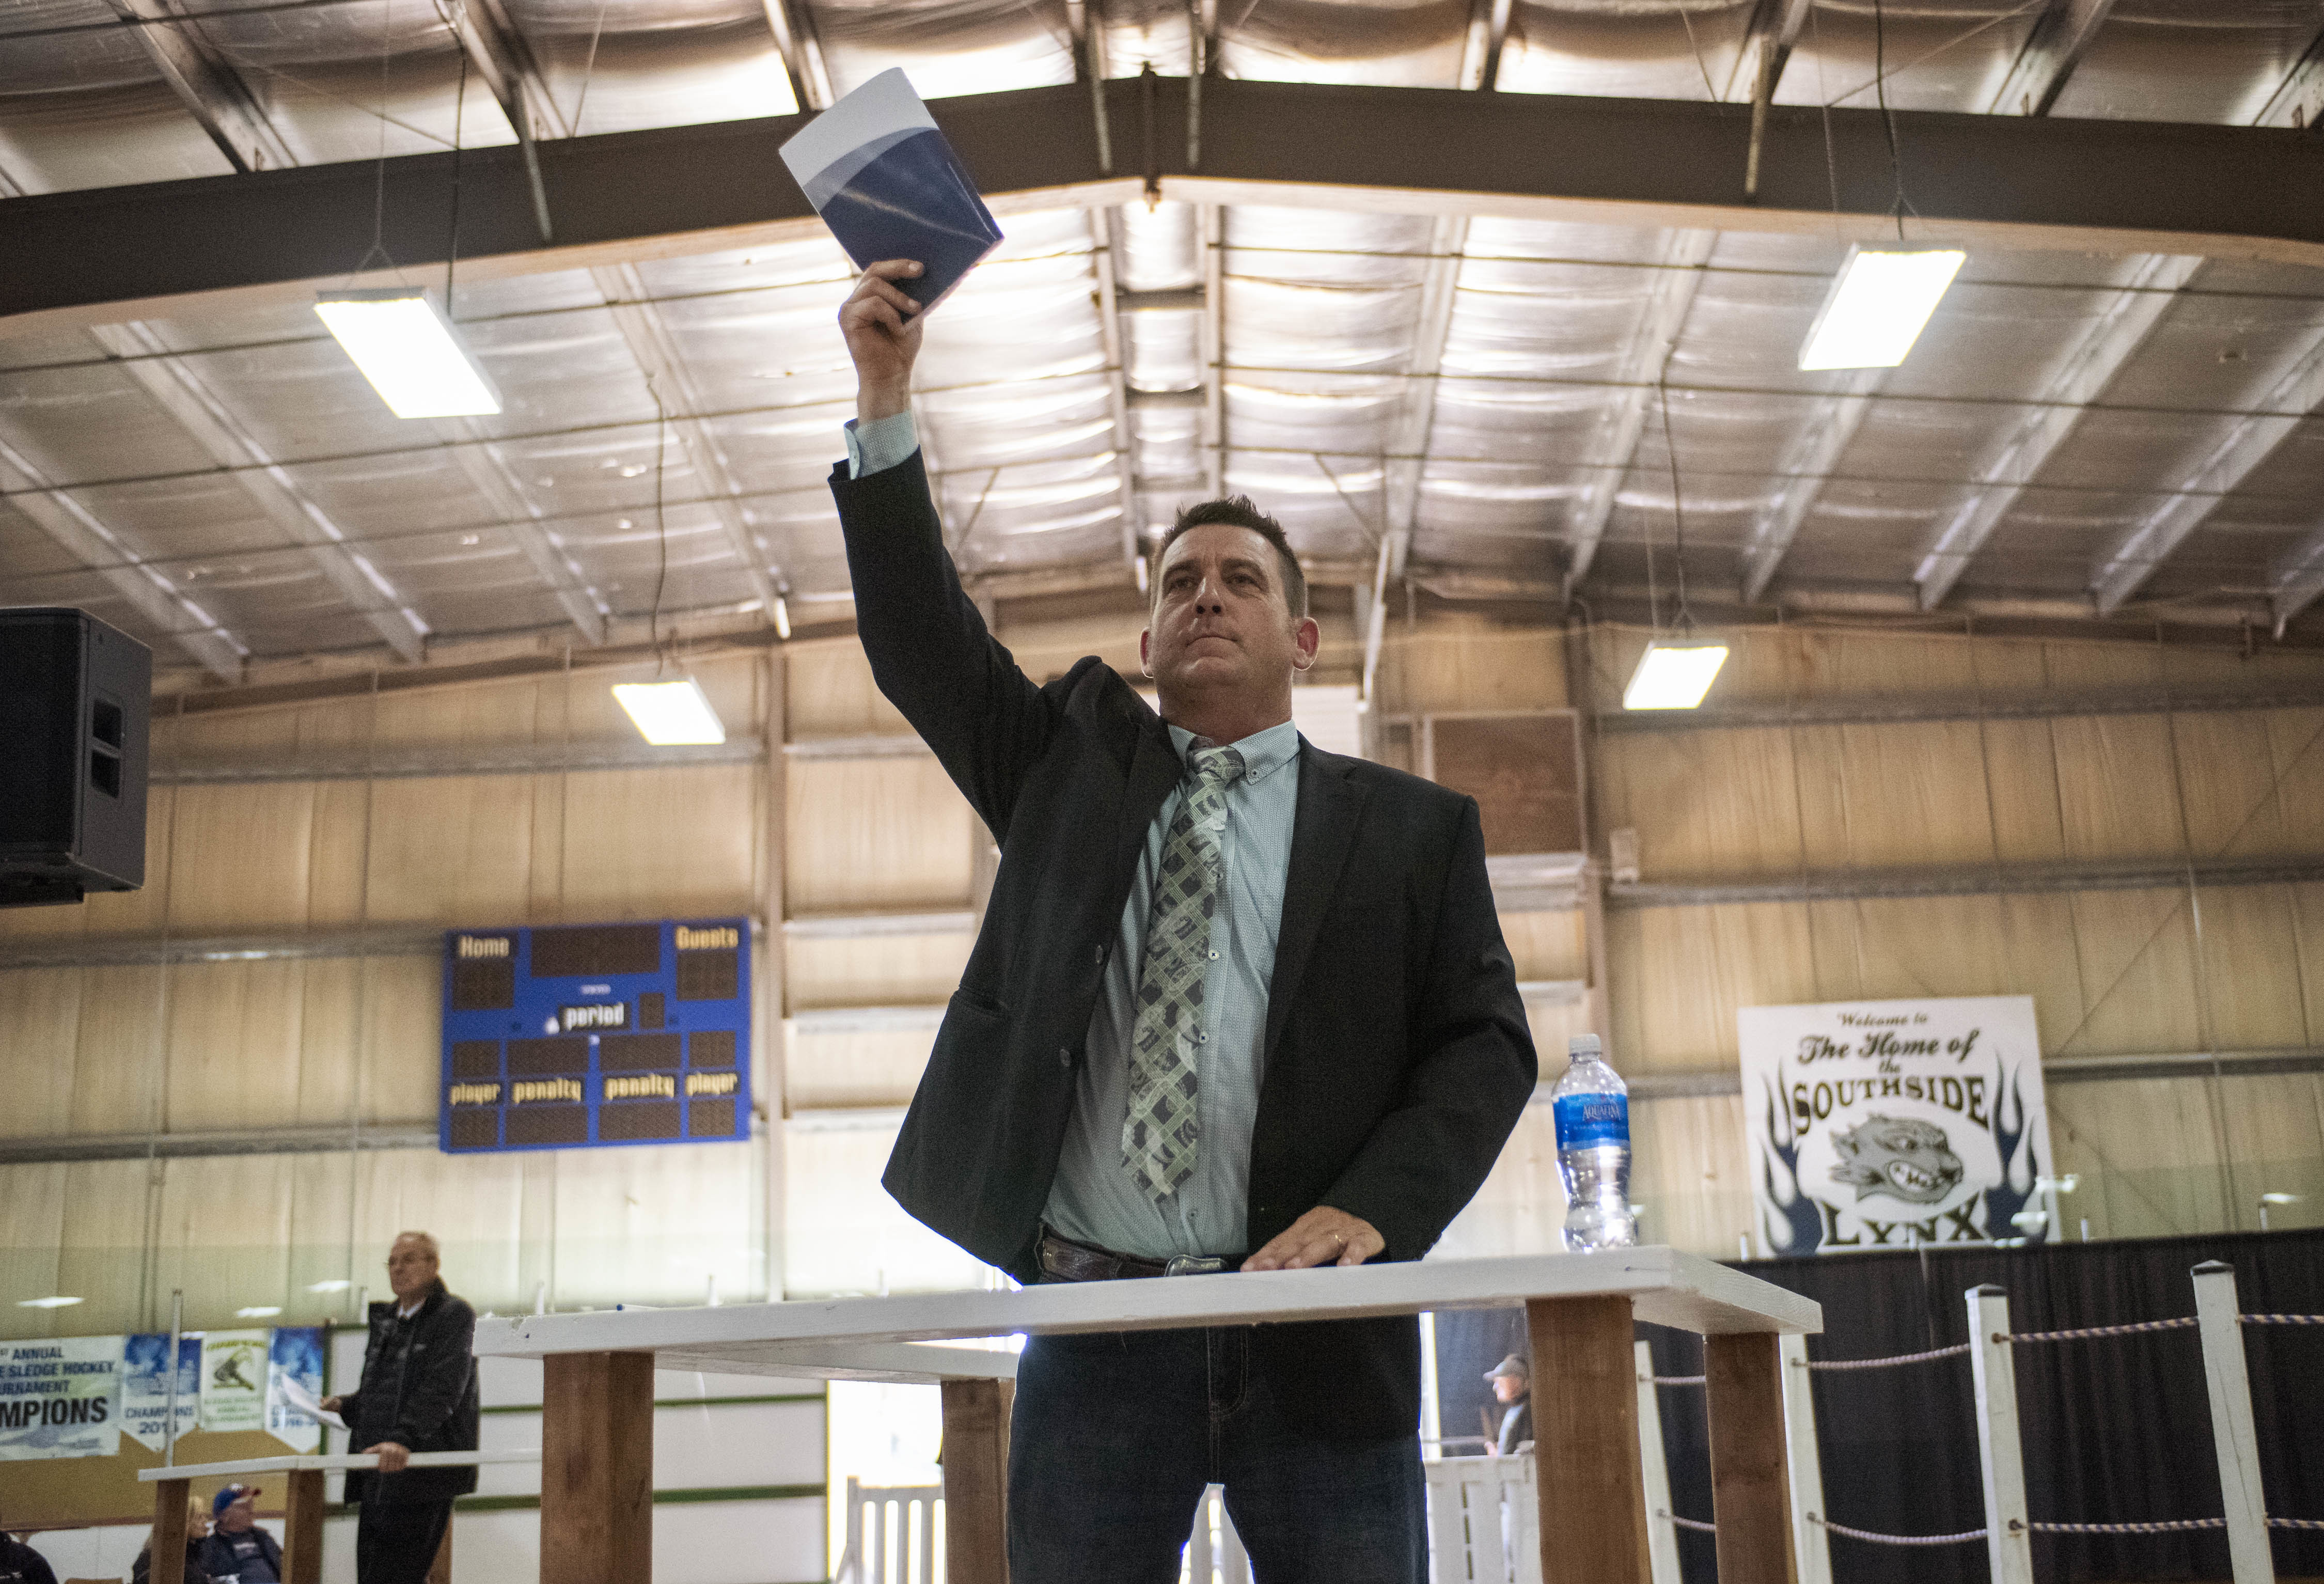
left=340, top=1282, right=481, bottom=1504
left=831, top=451, right=1536, bottom=1440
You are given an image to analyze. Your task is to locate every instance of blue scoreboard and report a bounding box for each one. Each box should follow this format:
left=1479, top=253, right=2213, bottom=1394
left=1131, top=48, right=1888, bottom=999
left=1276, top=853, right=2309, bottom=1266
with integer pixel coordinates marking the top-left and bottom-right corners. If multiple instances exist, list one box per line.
left=438, top=919, right=751, bottom=1153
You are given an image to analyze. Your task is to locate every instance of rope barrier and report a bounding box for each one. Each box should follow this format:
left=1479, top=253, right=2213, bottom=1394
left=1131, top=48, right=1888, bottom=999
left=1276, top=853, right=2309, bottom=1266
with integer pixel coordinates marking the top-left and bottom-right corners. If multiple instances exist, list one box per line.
left=1805, top=1342, right=1972, bottom=1371
left=2020, top=1518, right=2222, bottom=1534
left=1657, top=1510, right=1716, bottom=1534
left=2242, top=1313, right=2324, bottom=1326
left=1810, top=1514, right=1986, bottom=1546
left=1648, top=1374, right=1705, bottom=1386
left=2004, top=1317, right=2199, bottom=1343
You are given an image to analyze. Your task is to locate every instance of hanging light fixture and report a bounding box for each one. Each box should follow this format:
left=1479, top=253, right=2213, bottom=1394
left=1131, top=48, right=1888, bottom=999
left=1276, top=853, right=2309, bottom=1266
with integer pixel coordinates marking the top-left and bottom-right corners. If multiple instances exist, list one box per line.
left=613, top=678, right=727, bottom=745
left=314, top=288, right=503, bottom=418
left=1623, top=640, right=1730, bottom=710
left=1797, top=246, right=1966, bottom=371
left=1623, top=383, right=1728, bottom=711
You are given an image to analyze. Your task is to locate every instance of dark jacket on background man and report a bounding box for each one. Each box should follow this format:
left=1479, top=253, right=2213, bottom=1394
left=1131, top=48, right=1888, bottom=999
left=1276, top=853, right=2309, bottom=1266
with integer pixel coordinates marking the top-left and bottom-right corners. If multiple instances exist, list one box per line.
left=196, top=1524, right=282, bottom=1582
left=834, top=451, right=1537, bottom=1444
left=0, top=1534, right=56, bottom=1584
left=339, top=1280, right=480, bottom=1505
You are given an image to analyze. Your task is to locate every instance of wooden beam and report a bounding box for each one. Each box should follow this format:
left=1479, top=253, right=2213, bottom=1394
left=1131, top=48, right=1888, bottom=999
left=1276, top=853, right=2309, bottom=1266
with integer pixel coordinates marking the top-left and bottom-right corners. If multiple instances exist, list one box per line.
left=1527, top=1294, right=1649, bottom=1584
left=940, top=1377, right=1014, bottom=1584
left=149, top=1476, right=191, bottom=1584
left=280, top=1466, right=326, bottom=1584
left=1705, top=1331, right=1797, bottom=1584
left=541, top=1351, right=654, bottom=1584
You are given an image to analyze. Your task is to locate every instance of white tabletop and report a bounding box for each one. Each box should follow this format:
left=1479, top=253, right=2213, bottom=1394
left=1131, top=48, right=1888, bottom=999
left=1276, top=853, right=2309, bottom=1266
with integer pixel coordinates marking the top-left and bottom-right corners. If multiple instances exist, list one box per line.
left=472, top=1248, right=1817, bottom=1383
left=139, top=1450, right=540, bottom=1482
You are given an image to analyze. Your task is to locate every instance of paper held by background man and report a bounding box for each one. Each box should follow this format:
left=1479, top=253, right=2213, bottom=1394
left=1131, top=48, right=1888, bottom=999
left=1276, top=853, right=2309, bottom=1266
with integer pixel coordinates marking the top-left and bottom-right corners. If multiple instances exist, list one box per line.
left=780, top=67, right=1004, bottom=311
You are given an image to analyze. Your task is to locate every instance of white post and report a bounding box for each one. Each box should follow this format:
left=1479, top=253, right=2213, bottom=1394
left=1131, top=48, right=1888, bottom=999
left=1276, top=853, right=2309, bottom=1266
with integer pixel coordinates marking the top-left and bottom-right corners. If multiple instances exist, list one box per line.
left=163, top=1289, right=183, bottom=1468
left=2192, top=1262, right=2276, bottom=1584
left=1632, top=1341, right=1683, bottom=1584
left=1778, top=1332, right=1832, bottom=1584
left=1967, top=1285, right=2034, bottom=1584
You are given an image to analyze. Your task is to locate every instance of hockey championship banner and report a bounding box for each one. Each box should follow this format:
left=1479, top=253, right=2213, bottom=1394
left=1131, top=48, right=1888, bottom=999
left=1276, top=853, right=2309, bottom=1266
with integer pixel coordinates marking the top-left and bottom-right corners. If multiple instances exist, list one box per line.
left=0, top=1336, right=122, bottom=1461
left=1742, top=995, right=2055, bottom=1256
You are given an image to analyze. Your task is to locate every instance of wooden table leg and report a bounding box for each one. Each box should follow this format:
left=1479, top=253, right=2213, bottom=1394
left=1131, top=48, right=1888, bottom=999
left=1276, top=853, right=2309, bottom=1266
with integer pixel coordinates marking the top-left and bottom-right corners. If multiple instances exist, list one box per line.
left=1705, top=1332, right=1797, bottom=1584
left=150, top=1477, right=191, bottom=1584
left=280, top=1467, right=326, bottom=1584
left=1528, top=1295, right=1650, bottom=1584
left=542, top=1351, right=654, bottom=1584
left=939, top=1377, right=1013, bottom=1584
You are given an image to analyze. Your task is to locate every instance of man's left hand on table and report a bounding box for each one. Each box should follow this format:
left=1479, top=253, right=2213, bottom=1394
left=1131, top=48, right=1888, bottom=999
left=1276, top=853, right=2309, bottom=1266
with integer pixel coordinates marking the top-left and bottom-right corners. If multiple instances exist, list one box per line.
left=1240, top=1206, right=1383, bottom=1272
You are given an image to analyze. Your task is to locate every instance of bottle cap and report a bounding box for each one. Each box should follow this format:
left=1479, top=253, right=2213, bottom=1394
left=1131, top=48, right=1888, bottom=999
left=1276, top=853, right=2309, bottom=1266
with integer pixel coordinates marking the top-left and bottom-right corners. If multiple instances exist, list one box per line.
left=1567, top=1033, right=1603, bottom=1058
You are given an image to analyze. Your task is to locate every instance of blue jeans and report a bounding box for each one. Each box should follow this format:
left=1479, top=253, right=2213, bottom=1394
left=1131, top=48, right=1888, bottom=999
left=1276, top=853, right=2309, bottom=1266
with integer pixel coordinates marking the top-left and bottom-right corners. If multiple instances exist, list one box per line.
left=1006, top=1324, right=1425, bottom=1584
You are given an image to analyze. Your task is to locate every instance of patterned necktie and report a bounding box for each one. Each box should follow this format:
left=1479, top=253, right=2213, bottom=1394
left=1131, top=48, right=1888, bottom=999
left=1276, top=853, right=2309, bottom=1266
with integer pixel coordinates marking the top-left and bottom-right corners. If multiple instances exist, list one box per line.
left=1122, top=739, right=1245, bottom=1202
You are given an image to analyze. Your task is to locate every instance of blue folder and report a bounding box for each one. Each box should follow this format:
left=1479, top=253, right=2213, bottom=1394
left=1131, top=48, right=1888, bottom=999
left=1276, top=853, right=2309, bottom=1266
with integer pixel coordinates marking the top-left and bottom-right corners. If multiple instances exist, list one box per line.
left=779, top=69, right=1004, bottom=310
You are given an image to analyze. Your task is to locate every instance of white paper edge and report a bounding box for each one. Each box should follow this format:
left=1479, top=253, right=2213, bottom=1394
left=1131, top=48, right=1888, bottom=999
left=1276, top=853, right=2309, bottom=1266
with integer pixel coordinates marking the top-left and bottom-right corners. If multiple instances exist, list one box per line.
left=779, top=68, right=936, bottom=187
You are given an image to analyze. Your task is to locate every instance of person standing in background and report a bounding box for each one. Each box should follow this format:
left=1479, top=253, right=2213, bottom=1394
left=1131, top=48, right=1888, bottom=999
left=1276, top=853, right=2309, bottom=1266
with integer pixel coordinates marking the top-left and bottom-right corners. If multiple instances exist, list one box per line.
left=1485, top=1354, right=1532, bottom=1454
left=321, top=1232, right=479, bottom=1584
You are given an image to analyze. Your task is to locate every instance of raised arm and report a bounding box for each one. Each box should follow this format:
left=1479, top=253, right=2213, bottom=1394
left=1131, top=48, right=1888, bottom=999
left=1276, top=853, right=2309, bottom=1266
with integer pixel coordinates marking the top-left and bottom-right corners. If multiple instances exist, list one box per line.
left=829, top=260, right=1059, bottom=838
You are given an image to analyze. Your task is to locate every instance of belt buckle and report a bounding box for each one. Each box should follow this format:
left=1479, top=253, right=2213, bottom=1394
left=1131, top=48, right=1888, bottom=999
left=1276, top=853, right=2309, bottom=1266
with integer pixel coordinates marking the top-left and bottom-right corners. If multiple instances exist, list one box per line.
left=1164, top=1255, right=1228, bottom=1277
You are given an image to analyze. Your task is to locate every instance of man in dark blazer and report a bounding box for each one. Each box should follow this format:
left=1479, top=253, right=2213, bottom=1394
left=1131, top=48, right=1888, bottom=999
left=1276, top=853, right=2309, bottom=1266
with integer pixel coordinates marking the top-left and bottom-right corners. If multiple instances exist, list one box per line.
left=321, top=1232, right=479, bottom=1584
left=834, top=259, right=1534, bottom=1583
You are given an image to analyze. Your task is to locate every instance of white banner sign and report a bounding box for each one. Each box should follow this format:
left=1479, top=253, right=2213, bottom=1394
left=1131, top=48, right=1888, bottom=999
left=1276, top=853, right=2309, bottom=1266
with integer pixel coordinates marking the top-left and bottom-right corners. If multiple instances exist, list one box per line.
left=1741, top=995, right=2055, bottom=1256
left=0, top=1336, right=122, bottom=1461
left=199, top=1330, right=271, bottom=1434
left=119, top=1334, right=201, bottom=1452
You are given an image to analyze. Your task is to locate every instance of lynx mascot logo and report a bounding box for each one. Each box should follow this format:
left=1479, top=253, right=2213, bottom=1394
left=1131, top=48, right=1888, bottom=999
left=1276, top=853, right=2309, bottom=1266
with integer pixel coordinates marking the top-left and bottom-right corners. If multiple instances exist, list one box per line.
left=1831, top=1115, right=1964, bottom=1205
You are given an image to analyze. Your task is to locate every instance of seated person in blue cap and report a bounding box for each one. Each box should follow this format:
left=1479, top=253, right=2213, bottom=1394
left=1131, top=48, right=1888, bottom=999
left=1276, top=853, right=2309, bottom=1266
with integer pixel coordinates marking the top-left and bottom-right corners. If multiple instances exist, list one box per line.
left=195, top=1485, right=281, bottom=1583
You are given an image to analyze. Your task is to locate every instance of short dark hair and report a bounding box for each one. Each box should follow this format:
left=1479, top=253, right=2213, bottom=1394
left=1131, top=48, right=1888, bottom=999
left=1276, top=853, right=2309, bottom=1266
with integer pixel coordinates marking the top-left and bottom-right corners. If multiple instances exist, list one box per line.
left=1152, top=497, right=1308, bottom=620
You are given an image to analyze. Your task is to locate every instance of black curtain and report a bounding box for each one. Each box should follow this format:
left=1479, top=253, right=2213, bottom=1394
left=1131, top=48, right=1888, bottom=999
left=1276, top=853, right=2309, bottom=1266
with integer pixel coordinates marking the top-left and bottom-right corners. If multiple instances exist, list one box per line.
left=1435, top=1229, right=2324, bottom=1582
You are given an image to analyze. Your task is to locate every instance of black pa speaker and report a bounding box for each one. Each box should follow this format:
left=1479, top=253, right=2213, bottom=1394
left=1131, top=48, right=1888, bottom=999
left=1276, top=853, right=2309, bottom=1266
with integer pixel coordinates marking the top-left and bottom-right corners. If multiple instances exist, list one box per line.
left=0, top=608, right=152, bottom=907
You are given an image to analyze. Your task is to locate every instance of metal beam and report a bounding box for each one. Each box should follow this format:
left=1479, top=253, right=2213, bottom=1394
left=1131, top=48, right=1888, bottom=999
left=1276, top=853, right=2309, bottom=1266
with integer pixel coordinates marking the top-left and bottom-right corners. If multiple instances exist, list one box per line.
left=1091, top=207, right=1141, bottom=571
left=590, top=264, right=782, bottom=614
left=155, top=736, right=764, bottom=783
left=1609, top=854, right=2324, bottom=909
left=1564, top=228, right=1715, bottom=591
left=1367, top=214, right=1469, bottom=696
left=1529, top=1045, right=2324, bottom=1105
left=1988, top=0, right=2118, bottom=117
left=0, top=1122, right=439, bottom=1166
left=758, top=0, right=834, bottom=112
left=435, top=417, right=610, bottom=645
left=1737, top=369, right=1883, bottom=602
left=1914, top=252, right=2200, bottom=608
left=89, top=322, right=430, bottom=661
left=2272, top=519, right=2324, bottom=635
left=0, top=926, right=443, bottom=971
left=440, top=0, right=562, bottom=237
left=1592, top=682, right=2324, bottom=733
left=1200, top=201, right=1224, bottom=498
left=2090, top=327, right=2324, bottom=614
left=1725, top=0, right=1812, bottom=101
left=2254, top=23, right=2324, bottom=131
left=103, top=0, right=297, bottom=175
left=11, top=80, right=2323, bottom=335
left=0, top=435, right=246, bottom=680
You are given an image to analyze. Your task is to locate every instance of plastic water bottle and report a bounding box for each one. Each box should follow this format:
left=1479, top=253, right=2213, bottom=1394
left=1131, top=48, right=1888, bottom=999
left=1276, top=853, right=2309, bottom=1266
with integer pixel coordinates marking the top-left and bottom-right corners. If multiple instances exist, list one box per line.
left=1553, top=1033, right=1636, bottom=1251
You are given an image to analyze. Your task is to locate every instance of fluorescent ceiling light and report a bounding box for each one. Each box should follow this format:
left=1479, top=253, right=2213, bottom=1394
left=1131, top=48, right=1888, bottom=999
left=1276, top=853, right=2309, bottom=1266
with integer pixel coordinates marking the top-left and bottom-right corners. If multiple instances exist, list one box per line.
left=236, top=1306, right=284, bottom=1319
left=17, top=1295, right=82, bottom=1309
left=1623, top=641, right=1729, bottom=711
left=613, top=678, right=727, bottom=745
left=1797, top=247, right=1966, bottom=371
left=314, top=289, right=503, bottom=418
left=306, top=1279, right=353, bottom=1293
left=2262, top=1191, right=2302, bottom=1205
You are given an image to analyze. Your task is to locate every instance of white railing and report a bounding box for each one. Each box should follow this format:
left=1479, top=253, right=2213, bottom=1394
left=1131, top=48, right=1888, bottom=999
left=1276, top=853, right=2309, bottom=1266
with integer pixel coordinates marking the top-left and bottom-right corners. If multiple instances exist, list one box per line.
left=1424, top=1454, right=1539, bottom=1584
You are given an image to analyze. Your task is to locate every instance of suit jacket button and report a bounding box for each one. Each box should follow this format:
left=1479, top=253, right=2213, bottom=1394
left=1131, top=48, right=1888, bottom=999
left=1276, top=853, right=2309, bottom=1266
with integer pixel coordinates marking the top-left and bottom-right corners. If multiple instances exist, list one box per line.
left=1093, top=943, right=1107, bottom=964
left=1058, top=1047, right=1074, bottom=1070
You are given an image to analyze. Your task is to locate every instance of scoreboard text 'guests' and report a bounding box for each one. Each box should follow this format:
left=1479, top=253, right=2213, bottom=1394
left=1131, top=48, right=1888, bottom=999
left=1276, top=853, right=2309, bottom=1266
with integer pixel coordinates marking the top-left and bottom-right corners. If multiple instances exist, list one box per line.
left=438, top=919, right=752, bottom=1153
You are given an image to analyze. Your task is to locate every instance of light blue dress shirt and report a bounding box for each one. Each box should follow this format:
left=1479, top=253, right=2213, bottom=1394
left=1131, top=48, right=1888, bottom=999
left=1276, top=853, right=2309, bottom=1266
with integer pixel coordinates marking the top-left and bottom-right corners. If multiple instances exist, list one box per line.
left=1044, top=720, right=1302, bottom=1260
left=843, top=414, right=1302, bottom=1259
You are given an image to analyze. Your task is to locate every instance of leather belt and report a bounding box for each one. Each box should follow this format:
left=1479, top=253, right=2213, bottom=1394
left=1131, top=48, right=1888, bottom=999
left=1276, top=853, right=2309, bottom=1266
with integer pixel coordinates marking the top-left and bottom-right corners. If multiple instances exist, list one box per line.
left=1037, top=1228, right=1233, bottom=1281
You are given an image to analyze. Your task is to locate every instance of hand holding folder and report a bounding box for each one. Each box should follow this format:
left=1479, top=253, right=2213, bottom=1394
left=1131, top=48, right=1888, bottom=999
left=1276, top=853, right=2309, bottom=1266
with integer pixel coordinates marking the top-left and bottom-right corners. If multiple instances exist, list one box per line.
left=780, top=69, right=1004, bottom=312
